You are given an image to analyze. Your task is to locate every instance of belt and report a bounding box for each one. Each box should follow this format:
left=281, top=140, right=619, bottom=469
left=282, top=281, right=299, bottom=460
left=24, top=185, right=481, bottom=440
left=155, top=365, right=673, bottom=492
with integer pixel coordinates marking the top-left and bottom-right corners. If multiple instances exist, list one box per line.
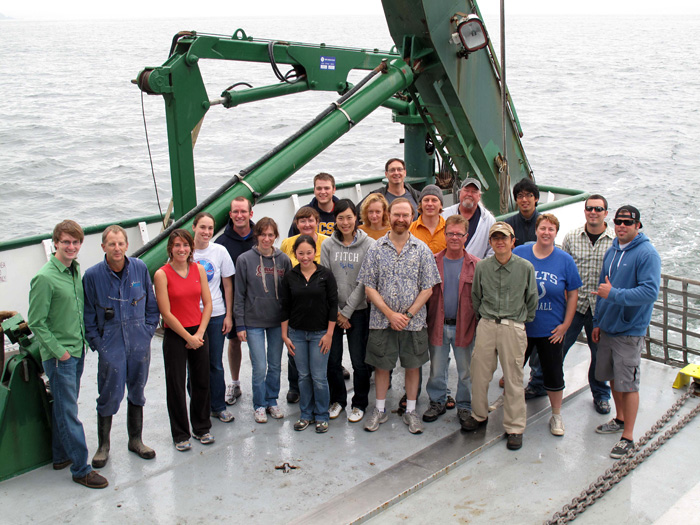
left=444, top=319, right=457, bottom=325
left=483, top=318, right=525, bottom=331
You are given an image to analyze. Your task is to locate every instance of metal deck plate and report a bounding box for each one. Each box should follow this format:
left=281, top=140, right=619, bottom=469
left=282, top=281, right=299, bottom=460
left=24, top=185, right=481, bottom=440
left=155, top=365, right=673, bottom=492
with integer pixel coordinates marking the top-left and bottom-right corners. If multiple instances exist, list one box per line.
left=1, top=338, right=697, bottom=524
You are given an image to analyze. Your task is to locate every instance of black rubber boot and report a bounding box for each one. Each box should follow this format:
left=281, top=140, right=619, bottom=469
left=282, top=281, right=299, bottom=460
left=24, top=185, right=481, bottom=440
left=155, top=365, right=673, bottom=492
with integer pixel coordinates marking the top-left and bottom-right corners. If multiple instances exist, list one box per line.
left=127, top=402, right=156, bottom=460
left=91, top=414, right=112, bottom=468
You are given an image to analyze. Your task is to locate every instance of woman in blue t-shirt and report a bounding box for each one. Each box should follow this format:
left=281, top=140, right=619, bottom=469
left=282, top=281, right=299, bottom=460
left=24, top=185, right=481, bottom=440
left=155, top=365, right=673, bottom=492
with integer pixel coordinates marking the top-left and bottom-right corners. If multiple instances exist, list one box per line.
left=513, top=213, right=582, bottom=437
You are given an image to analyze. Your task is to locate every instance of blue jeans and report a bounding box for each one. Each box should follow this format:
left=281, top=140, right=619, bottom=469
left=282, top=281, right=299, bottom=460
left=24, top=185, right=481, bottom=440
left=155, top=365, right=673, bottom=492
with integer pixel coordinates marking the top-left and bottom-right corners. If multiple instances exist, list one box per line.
left=328, top=308, right=370, bottom=410
left=427, top=324, right=473, bottom=409
left=563, top=309, right=611, bottom=401
left=43, top=355, right=91, bottom=478
left=289, top=327, right=330, bottom=422
left=247, top=326, right=283, bottom=410
left=206, top=314, right=227, bottom=413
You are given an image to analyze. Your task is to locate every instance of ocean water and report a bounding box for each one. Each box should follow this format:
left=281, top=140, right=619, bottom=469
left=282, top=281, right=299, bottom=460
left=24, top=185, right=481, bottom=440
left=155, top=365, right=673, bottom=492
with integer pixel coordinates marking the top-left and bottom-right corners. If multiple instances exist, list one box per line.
left=1, top=13, right=699, bottom=278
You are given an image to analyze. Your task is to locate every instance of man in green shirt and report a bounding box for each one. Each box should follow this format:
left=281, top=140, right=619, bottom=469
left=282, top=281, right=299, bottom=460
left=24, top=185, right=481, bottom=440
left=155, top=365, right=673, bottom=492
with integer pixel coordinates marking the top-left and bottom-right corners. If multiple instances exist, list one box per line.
left=461, top=222, right=537, bottom=451
left=28, top=220, right=108, bottom=489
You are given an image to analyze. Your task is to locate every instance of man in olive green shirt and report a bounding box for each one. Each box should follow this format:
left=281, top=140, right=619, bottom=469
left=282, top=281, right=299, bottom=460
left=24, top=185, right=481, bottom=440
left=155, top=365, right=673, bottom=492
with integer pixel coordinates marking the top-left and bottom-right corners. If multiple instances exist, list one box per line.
left=28, top=220, right=108, bottom=489
left=461, top=222, right=537, bottom=451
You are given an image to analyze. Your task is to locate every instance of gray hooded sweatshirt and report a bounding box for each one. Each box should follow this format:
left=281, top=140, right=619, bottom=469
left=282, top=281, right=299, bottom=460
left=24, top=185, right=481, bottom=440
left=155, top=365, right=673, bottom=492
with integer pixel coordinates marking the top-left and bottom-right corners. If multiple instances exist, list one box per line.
left=234, top=246, right=291, bottom=329
left=320, top=228, right=375, bottom=318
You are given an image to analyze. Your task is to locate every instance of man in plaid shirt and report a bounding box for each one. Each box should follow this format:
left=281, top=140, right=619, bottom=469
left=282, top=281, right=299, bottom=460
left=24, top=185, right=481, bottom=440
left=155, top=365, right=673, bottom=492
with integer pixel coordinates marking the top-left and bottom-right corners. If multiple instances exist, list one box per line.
left=525, top=194, right=614, bottom=414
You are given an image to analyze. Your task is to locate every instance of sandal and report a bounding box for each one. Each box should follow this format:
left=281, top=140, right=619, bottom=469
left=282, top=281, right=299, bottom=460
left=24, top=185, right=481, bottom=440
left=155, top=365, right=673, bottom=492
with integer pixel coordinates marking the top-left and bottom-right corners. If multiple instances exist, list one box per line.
left=446, top=396, right=456, bottom=410
left=399, top=394, right=407, bottom=411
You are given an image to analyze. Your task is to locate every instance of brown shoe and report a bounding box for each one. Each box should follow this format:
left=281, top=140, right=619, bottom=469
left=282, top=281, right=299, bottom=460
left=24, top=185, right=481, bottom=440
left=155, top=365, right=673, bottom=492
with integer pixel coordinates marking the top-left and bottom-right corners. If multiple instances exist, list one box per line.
left=506, top=433, right=523, bottom=450
left=499, top=376, right=505, bottom=388
left=72, top=470, right=109, bottom=489
left=461, top=415, right=487, bottom=432
left=53, top=459, right=72, bottom=470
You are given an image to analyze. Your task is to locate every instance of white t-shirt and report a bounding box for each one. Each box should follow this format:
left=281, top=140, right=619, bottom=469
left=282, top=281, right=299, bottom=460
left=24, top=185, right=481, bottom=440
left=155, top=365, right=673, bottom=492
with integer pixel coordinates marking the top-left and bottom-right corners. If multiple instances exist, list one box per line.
left=194, top=243, right=235, bottom=317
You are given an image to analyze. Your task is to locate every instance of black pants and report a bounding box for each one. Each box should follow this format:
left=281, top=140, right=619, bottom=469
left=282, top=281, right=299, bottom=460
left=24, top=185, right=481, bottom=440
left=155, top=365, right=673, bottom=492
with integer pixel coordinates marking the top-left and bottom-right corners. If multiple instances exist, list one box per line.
left=163, top=327, right=211, bottom=442
left=328, top=308, right=371, bottom=410
left=288, top=354, right=299, bottom=394
left=525, top=336, right=565, bottom=392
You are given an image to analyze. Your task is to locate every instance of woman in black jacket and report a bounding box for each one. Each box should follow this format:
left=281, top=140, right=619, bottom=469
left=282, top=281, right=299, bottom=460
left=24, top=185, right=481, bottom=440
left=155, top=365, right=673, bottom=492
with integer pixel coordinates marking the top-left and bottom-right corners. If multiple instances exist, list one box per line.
left=280, top=235, right=338, bottom=434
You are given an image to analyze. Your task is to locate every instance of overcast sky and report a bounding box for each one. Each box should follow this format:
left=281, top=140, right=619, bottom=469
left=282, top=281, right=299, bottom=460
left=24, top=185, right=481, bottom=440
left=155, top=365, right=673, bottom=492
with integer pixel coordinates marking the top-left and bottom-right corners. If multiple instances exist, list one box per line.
left=1, top=0, right=699, bottom=20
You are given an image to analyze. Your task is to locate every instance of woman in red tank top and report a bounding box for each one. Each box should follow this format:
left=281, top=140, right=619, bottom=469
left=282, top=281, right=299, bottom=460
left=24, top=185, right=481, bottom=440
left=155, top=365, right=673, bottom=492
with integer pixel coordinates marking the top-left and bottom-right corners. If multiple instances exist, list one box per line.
left=154, top=229, right=214, bottom=451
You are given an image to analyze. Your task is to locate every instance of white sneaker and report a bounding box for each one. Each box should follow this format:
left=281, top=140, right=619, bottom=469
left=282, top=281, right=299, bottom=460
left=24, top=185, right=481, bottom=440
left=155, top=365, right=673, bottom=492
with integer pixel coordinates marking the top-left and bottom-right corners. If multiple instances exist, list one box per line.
left=403, top=410, right=424, bottom=434
left=329, top=402, right=344, bottom=420
left=364, top=407, right=389, bottom=432
left=550, top=414, right=565, bottom=436
left=266, top=406, right=284, bottom=419
left=254, top=407, right=267, bottom=423
left=348, top=407, right=364, bottom=423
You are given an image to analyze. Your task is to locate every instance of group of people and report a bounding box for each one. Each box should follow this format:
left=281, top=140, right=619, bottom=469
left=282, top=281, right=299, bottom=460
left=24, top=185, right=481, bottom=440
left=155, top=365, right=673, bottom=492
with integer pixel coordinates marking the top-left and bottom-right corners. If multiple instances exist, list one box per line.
left=27, top=157, right=661, bottom=490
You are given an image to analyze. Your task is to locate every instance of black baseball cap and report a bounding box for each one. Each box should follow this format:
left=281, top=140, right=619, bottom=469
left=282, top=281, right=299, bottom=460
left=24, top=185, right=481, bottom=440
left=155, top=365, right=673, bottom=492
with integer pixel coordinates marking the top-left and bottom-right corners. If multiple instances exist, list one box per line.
left=614, top=205, right=642, bottom=228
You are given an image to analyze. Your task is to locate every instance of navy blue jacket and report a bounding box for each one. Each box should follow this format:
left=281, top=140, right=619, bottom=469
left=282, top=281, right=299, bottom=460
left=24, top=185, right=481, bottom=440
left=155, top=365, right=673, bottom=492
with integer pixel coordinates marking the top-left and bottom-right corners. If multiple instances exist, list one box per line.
left=287, top=196, right=339, bottom=237
left=504, top=209, right=540, bottom=247
left=215, top=218, right=256, bottom=265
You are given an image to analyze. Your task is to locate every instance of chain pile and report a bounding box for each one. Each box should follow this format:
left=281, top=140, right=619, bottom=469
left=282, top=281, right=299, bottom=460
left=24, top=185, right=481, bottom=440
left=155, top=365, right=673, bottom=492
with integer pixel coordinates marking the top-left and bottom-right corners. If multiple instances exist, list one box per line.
left=546, top=381, right=700, bottom=524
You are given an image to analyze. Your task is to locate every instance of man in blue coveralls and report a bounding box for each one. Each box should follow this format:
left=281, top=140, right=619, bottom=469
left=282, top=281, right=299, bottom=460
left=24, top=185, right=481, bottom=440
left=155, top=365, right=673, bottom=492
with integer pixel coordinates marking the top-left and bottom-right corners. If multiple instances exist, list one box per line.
left=83, top=225, right=160, bottom=468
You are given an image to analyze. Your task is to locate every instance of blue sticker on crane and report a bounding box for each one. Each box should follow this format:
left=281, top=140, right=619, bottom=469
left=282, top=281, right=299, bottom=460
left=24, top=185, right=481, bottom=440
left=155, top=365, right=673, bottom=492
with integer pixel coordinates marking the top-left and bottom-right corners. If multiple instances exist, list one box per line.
left=320, top=56, right=336, bottom=71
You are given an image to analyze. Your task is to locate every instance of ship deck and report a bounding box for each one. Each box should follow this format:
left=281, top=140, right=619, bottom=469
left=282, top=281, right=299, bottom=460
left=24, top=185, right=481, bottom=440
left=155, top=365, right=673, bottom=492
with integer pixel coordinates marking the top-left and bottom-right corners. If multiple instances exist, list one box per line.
left=2, top=337, right=699, bottom=524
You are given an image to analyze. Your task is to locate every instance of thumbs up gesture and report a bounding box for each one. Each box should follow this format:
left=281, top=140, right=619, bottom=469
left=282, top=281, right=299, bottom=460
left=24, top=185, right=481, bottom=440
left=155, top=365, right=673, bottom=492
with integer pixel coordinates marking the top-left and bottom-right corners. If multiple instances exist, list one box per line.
left=592, top=276, right=612, bottom=299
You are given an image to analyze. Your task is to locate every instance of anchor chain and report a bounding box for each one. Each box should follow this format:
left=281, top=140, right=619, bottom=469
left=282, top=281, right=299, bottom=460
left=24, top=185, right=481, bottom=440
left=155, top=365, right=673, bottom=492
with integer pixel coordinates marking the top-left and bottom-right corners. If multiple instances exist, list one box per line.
left=545, top=382, right=700, bottom=524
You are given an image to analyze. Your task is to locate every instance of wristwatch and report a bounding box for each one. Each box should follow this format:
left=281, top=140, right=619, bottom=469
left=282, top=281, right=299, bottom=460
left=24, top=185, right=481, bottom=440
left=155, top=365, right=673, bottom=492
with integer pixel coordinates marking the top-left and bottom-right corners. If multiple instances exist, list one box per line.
left=406, top=312, right=414, bottom=319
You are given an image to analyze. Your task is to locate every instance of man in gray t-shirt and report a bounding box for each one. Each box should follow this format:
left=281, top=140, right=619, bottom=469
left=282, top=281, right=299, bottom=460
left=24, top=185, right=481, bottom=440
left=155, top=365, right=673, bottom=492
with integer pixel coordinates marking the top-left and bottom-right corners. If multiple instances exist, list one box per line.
left=424, top=216, right=480, bottom=428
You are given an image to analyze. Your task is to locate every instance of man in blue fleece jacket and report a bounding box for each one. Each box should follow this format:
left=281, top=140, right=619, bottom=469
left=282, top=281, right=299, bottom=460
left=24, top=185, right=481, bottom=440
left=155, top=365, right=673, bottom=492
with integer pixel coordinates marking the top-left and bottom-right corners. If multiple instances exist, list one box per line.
left=591, top=205, right=661, bottom=459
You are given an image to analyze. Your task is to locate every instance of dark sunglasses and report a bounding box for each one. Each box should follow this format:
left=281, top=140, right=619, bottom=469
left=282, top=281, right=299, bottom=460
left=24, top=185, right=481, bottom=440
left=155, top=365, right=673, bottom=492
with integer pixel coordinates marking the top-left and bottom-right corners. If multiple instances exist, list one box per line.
left=613, top=218, right=636, bottom=226
left=585, top=205, right=606, bottom=212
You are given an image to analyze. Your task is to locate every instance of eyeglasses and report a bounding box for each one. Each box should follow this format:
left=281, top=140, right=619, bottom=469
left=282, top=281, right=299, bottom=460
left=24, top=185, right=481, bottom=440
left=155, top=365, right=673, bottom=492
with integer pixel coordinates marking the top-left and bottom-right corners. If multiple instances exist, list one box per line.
left=613, top=218, right=636, bottom=226
left=585, top=206, right=606, bottom=212
left=58, top=240, right=82, bottom=247
left=387, top=168, right=405, bottom=173
left=516, top=192, right=534, bottom=200
left=445, top=232, right=467, bottom=238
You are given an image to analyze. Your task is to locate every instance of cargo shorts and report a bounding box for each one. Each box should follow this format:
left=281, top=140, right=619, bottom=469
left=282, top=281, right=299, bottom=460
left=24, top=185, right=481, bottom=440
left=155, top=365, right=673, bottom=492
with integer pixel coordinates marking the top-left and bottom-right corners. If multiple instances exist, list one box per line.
left=365, top=328, right=429, bottom=370
left=595, top=331, right=643, bottom=392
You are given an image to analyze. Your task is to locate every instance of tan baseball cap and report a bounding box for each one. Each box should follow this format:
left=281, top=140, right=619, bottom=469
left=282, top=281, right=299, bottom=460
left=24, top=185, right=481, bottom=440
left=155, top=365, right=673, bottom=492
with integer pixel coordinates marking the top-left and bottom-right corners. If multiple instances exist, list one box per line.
left=489, top=221, right=515, bottom=238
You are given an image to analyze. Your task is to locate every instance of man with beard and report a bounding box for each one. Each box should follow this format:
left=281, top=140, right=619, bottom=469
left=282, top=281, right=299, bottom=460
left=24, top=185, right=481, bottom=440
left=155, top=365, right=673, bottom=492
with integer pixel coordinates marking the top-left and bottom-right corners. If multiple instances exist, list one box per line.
left=592, top=205, right=660, bottom=459
left=358, top=199, right=441, bottom=435
left=441, top=178, right=495, bottom=259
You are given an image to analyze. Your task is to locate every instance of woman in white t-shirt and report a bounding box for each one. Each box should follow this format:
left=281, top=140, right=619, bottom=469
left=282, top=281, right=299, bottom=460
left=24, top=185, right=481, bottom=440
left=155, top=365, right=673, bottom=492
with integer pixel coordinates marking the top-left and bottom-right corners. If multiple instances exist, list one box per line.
left=193, top=212, right=236, bottom=423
